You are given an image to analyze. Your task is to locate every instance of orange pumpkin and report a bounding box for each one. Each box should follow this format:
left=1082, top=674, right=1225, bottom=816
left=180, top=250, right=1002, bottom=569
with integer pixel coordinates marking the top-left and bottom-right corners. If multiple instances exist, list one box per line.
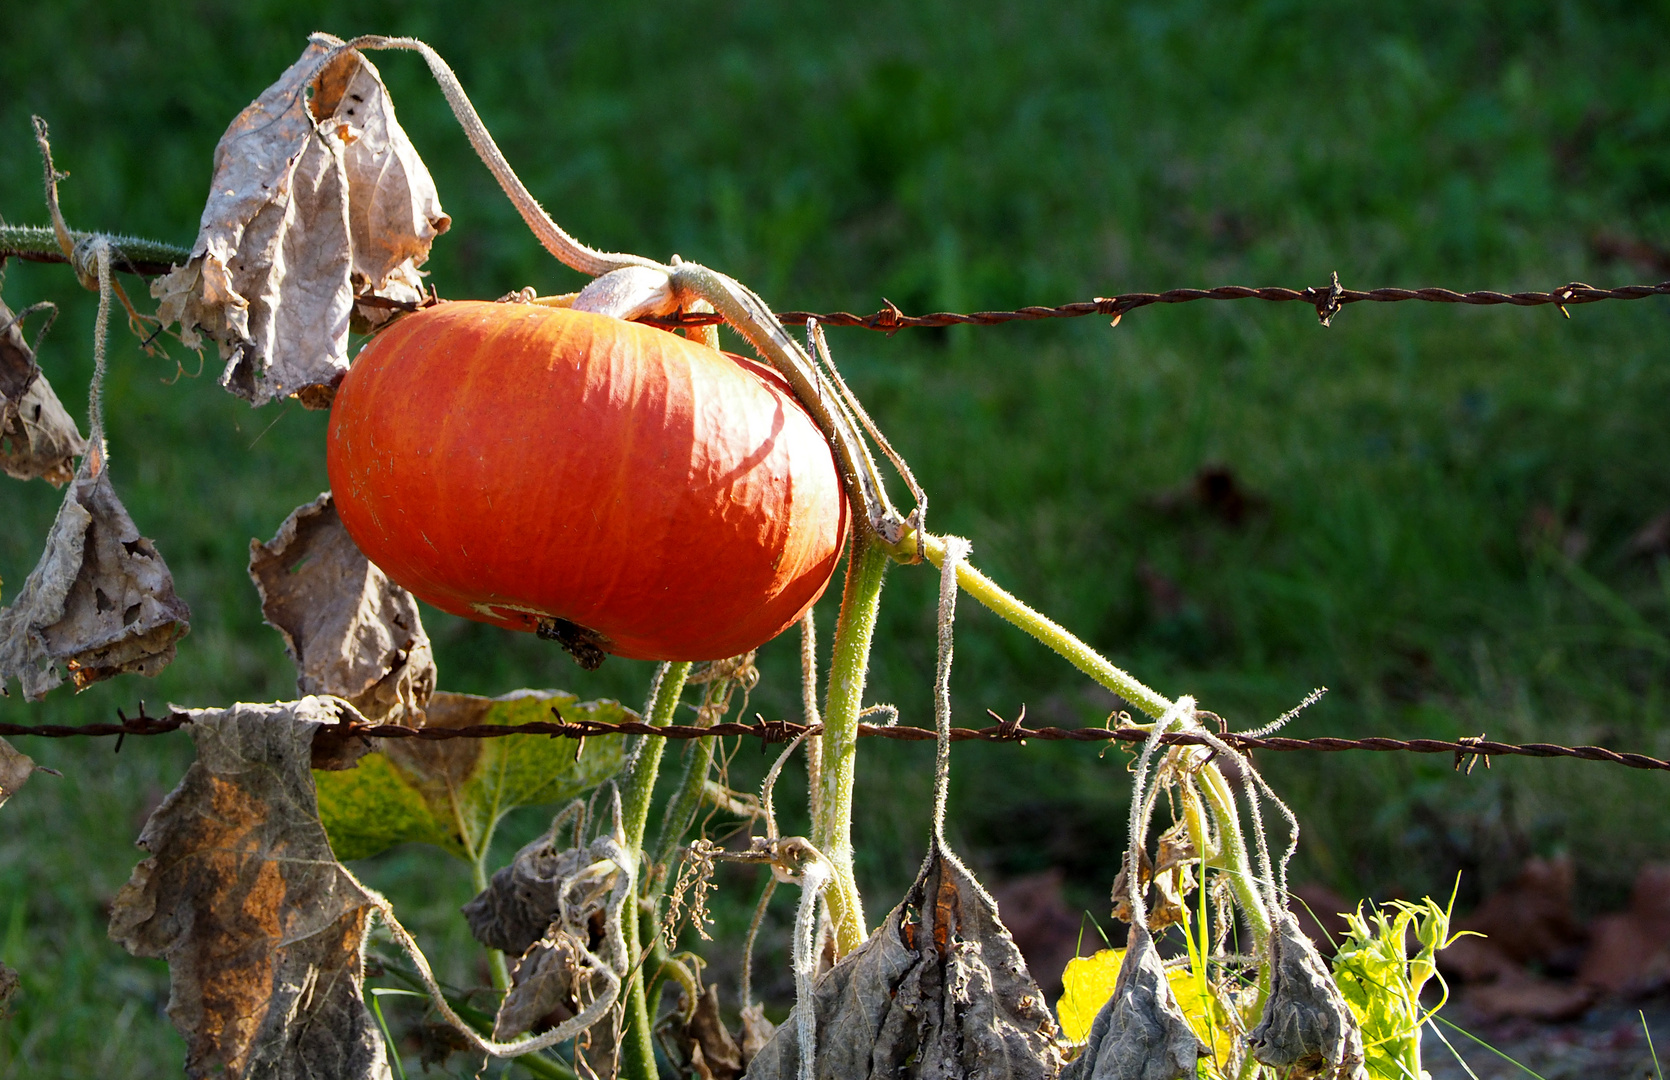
left=326, top=301, right=849, bottom=663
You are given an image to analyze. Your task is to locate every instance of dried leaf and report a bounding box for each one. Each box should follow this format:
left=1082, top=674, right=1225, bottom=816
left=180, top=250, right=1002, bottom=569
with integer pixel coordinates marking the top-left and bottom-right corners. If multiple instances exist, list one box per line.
left=0, top=736, right=40, bottom=809
left=0, top=460, right=190, bottom=699
left=464, top=831, right=600, bottom=957
left=313, top=690, right=629, bottom=862
left=493, top=931, right=601, bottom=1040
left=0, top=296, right=86, bottom=485
left=739, top=1002, right=777, bottom=1065
left=1059, top=924, right=1204, bottom=1080
left=744, top=845, right=1060, bottom=1080
left=250, top=492, right=435, bottom=730
left=107, top=699, right=389, bottom=1080
left=153, top=36, right=448, bottom=407
left=671, top=985, right=744, bottom=1080
left=1247, top=913, right=1365, bottom=1080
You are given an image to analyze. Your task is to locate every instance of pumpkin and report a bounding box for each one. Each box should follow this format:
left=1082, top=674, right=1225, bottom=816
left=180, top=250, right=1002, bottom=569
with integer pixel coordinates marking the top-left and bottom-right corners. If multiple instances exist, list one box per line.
left=326, top=300, right=849, bottom=663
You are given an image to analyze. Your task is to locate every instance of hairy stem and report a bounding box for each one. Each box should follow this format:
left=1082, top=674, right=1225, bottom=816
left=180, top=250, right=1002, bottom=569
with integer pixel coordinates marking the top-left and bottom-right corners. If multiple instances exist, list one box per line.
left=814, top=532, right=890, bottom=955
left=1196, top=762, right=1272, bottom=953
left=902, top=532, right=1172, bottom=720
left=618, top=662, right=691, bottom=1080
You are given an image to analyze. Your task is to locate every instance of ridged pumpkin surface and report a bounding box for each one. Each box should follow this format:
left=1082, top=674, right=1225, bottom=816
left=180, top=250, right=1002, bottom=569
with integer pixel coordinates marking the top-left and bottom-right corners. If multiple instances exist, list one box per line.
left=327, top=301, right=849, bottom=661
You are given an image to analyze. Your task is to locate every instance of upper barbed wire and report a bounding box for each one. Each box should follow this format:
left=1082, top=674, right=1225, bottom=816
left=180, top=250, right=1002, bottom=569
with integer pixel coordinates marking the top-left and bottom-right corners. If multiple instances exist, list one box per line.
left=4, top=232, right=1666, bottom=330
left=6, top=708, right=1669, bottom=774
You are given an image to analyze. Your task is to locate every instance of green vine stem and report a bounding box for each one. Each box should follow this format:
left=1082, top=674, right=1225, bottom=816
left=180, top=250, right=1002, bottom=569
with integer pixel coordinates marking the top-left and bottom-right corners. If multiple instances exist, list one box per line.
left=0, top=224, right=189, bottom=275
left=813, top=530, right=890, bottom=955
left=1196, top=758, right=1273, bottom=955
left=618, top=661, right=692, bottom=1080
left=898, top=531, right=1173, bottom=721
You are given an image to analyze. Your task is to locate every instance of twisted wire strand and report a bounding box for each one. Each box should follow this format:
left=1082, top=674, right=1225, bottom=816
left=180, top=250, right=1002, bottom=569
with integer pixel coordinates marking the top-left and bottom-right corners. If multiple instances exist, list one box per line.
left=9, top=711, right=1669, bottom=773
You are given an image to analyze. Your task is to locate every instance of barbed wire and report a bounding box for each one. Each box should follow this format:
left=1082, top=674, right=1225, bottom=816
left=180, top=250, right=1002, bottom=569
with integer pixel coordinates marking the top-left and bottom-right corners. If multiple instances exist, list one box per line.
left=7, top=231, right=1667, bottom=331
left=5, top=707, right=1666, bottom=774
left=649, top=272, right=1670, bottom=331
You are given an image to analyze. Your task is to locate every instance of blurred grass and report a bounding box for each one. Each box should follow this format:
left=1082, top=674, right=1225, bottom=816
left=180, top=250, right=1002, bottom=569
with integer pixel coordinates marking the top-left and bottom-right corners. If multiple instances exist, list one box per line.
left=3, top=0, right=1670, bottom=1074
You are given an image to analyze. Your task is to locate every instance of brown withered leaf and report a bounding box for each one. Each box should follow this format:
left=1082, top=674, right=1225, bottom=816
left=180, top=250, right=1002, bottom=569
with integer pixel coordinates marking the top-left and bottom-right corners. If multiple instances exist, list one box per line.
left=739, top=1002, right=777, bottom=1066
left=153, top=35, right=448, bottom=407
left=108, top=699, right=389, bottom=1080
left=744, top=844, right=1060, bottom=1080
left=1247, top=912, right=1366, bottom=1080
left=463, top=829, right=602, bottom=957
left=493, top=931, right=594, bottom=1040
left=0, top=736, right=42, bottom=809
left=0, top=295, right=86, bottom=485
left=0, top=459, right=190, bottom=699
left=1059, top=923, right=1204, bottom=1080
left=670, top=985, right=744, bottom=1080
left=250, top=492, right=435, bottom=731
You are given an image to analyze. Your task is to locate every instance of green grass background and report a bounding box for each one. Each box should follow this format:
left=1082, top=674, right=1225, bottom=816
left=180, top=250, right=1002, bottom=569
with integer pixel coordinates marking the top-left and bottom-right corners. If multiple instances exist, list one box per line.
left=3, top=0, right=1670, bottom=1074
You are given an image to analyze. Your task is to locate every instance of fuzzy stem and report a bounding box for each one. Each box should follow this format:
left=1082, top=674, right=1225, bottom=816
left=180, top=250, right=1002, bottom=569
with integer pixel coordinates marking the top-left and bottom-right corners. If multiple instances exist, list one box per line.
left=618, top=662, right=691, bottom=1080
left=1196, top=763, right=1272, bottom=953
left=0, top=225, right=190, bottom=273
left=814, top=532, right=889, bottom=954
left=903, top=532, right=1172, bottom=720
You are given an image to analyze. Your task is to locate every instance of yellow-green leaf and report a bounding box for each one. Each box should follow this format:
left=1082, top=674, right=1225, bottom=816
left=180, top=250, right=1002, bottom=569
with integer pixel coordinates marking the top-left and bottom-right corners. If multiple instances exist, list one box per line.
left=1058, top=948, right=1123, bottom=1043
left=314, top=689, right=630, bottom=862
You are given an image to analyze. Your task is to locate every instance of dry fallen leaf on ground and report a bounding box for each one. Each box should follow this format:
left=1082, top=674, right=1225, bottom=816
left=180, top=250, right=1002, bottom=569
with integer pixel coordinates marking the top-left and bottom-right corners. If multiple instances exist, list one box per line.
left=0, top=458, right=190, bottom=700
left=1247, top=912, right=1366, bottom=1080
left=108, top=699, right=389, bottom=1080
left=153, top=35, right=448, bottom=408
left=250, top=492, right=435, bottom=730
left=745, top=844, right=1061, bottom=1080
left=0, top=295, right=86, bottom=485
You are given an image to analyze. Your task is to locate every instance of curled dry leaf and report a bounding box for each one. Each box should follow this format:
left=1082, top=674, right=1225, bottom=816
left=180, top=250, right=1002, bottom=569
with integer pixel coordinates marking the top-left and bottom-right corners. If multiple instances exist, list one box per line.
left=744, top=844, right=1060, bottom=1080
left=250, top=492, right=435, bottom=733
left=0, top=295, right=86, bottom=485
left=464, top=815, right=628, bottom=1045
left=671, top=984, right=745, bottom=1080
left=1059, top=923, right=1204, bottom=1080
left=0, top=459, right=190, bottom=700
left=153, top=35, right=448, bottom=407
left=493, top=931, right=615, bottom=1044
left=313, top=690, right=629, bottom=863
left=739, top=1002, right=777, bottom=1066
left=464, top=829, right=613, bottom=957
left=1247, top=912, right=1366, bottom=1080
left=107, top=699, right=389, bottom=1080
left=0, top=736, right=41, bottom=809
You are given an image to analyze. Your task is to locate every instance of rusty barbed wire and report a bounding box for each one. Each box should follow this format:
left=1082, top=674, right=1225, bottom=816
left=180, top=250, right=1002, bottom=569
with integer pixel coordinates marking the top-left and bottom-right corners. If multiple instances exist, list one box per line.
left=5, top=707, right=1668, bottom=773
left=12, top=236, right=1667, bottom=330
left=640, top=272, right=1670, bottom=331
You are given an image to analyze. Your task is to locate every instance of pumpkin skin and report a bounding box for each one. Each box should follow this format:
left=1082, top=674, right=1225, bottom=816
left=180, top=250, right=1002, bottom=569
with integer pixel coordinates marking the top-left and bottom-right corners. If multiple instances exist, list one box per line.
left=327, top=301, right=849, bottom=661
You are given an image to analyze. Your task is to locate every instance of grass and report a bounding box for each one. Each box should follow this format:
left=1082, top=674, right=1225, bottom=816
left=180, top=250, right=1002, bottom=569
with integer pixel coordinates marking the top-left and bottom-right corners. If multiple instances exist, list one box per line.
left=4, top=0, right=1670, bottom=1074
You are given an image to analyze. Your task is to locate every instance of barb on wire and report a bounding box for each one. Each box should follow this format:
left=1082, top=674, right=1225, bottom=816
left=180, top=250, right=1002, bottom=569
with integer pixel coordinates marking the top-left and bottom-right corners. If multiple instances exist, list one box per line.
left=7, top=707, right=1670, bottom=774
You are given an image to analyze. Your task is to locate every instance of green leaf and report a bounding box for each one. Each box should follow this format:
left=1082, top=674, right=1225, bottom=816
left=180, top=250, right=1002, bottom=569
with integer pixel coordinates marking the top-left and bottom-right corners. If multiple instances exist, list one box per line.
left=314, top=689, right=632, bottom=862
